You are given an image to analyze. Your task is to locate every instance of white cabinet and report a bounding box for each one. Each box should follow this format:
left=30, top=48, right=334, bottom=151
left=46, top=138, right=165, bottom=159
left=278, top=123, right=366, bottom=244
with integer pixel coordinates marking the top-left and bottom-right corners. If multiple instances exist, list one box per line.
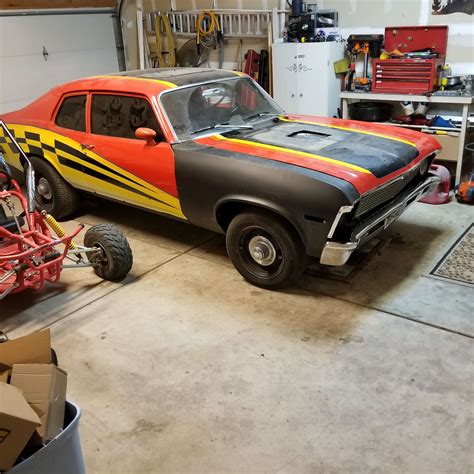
left=272, top=42, right=344, bottom=118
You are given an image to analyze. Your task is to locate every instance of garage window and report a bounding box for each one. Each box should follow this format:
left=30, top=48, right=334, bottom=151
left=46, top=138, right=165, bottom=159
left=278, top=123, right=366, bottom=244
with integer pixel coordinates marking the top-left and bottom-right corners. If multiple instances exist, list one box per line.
left=91, top=94, right=161, bottom=139
left=55, top=95, right=87, bottom=132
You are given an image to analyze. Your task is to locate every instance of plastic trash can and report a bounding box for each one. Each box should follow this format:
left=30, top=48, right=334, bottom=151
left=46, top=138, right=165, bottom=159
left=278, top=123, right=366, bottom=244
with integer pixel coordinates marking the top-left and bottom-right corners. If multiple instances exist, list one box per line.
left=9, top=401, right=85, bottom=474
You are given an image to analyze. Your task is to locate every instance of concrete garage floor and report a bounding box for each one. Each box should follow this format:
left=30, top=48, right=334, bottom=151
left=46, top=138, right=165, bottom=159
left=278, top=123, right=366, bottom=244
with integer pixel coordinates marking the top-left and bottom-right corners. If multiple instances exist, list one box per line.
left=2, top=199, right=473, bottom=473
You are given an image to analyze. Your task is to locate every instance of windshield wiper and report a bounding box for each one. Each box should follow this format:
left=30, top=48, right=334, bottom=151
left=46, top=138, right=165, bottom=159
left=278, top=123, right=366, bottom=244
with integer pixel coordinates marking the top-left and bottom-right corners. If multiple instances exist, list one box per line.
left=244, top=112, right=282, bottom=121
left=191, top=123, right=253, bottom=135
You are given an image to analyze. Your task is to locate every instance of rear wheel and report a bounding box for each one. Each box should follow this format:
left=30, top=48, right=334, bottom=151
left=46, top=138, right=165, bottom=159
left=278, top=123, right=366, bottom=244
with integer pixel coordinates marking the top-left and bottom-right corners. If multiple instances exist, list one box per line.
left=29, top=156, right=79, bottom=219
left=84, top=224, right=133, bottom=281
left=226, top=210, right=305, bottom=289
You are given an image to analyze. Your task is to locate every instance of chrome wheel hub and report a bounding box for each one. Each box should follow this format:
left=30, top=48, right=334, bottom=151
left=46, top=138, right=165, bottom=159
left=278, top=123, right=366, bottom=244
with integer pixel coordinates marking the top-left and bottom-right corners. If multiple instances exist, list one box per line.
left=37, top=178, right=53, bottom=200
left=248, top=235, right=277, bottom=266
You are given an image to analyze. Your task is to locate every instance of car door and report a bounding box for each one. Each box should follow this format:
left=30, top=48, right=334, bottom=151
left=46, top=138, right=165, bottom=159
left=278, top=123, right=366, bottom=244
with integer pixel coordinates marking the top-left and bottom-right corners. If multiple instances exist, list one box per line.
left=49, top=93, right=89, bottom=189
left=81, top=92, right=184, bottom=219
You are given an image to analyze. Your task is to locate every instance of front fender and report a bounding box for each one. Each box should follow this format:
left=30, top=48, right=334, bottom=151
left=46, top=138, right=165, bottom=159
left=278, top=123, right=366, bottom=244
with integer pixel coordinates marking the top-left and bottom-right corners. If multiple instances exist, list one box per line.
left=174, top=143, right=360, bottom=257
left=214, top=194, right=308, bottom=243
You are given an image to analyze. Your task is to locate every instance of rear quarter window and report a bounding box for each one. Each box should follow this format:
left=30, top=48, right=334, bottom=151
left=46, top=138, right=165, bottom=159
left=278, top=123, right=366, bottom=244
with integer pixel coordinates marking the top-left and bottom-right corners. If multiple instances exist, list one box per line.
left=55, top=95, right=87, bottom=131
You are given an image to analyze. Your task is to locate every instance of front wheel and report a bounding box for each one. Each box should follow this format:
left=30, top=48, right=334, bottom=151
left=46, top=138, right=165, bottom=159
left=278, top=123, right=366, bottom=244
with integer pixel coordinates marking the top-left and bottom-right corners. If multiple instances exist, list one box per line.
left=84, top=224, right=133, bottom=281
left=226, top=210, right=305, bottom=289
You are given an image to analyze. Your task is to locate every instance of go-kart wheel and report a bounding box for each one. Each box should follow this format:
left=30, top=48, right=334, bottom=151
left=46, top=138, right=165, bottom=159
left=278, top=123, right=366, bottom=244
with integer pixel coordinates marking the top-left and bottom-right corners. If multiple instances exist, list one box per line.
left=226, top=210, right=305, bottom=289
left=84, top=224, right=133, bottom=281
left=29, top=156, right=79, bottom=219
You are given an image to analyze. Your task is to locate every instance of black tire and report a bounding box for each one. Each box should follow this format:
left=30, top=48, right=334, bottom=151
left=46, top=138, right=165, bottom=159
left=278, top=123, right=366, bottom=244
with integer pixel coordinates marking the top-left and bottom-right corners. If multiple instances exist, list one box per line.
left=29, top=156, right=79, bottom=219
left=84, top=224, right=133, bottom=281
left=348, top=101, right=393, bottom=122
left=226, top=210, right=305, bottom=289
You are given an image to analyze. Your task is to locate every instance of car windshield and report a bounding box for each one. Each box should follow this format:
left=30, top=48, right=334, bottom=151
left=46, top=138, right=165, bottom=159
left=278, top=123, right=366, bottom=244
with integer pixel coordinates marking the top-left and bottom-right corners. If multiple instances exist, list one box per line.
left=160, top=77, right=284, bottom=141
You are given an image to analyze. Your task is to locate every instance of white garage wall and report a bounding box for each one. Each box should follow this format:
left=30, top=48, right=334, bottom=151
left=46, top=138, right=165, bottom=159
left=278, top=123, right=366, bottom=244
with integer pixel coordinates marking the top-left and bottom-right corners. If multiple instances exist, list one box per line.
left=122, top=0, right=473, bottom=74
left=0, top=10, right=121, bottom=113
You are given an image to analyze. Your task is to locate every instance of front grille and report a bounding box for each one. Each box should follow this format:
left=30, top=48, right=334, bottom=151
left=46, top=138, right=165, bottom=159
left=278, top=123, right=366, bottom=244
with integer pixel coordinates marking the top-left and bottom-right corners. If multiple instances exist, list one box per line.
left=355, top=159, right=429, bottom=218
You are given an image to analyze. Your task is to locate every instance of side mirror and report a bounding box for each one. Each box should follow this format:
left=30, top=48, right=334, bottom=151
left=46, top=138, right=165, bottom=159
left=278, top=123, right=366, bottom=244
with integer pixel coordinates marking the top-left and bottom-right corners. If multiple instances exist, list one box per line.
left=135, top=127, right=157, bottom=146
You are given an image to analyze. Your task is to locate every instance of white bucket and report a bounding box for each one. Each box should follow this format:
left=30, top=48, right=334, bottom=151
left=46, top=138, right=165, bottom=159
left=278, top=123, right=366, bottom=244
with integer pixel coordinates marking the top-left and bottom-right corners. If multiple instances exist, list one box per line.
left=9, top=402, right=85, bottom=474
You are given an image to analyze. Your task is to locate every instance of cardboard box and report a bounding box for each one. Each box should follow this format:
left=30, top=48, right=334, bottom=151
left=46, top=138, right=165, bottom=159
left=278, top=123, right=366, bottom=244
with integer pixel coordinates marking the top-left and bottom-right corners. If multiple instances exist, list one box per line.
left=434, top=129, right=474, bottom=163
left=434, top=134, right=460, bottom=162
left=0, top=370, right=8, bottom=383
left=11, top=364, right=67, bottom=442
left=0, top=382, right=41, bottom=471
left=0, top=330, right=51, bottom=372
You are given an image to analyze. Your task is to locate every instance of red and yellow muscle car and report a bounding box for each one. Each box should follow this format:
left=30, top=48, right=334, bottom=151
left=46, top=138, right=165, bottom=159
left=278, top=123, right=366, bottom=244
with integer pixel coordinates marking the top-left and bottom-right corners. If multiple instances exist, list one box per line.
left=0, top=68, right=441, bottom=288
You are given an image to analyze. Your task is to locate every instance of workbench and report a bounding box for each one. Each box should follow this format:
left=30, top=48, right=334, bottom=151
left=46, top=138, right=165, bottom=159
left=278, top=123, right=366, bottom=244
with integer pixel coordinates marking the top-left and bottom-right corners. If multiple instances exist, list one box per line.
left=340, top=91, right=473, bottom=186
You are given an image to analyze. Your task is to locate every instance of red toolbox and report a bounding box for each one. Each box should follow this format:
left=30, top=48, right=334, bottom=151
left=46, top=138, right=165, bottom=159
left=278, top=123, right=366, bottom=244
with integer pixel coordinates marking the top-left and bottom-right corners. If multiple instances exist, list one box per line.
left=372, top=25, right=448, bottom=94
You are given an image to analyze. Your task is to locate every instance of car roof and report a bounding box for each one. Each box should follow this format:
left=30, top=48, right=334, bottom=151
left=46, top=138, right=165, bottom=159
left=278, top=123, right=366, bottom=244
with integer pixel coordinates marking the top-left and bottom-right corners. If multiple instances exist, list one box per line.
left=112, top=68, right=242, bottom=87
left=59, top=68, right=244, bottom=95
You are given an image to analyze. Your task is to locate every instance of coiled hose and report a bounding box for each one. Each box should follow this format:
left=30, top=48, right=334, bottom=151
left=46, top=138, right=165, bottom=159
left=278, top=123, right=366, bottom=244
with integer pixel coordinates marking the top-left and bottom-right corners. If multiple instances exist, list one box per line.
left=155, top=14, right=176, bottom=68
left=196, top=10, right=224, bottom=68
left=196, top=10, right=220, bottom=45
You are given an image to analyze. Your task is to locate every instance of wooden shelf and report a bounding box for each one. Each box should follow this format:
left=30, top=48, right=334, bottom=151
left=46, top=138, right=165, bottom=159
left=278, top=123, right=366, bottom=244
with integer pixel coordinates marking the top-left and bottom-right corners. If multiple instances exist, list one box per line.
left=372, top=122, right=461, bottom=137
left=340, top=91, right=473, bottom=105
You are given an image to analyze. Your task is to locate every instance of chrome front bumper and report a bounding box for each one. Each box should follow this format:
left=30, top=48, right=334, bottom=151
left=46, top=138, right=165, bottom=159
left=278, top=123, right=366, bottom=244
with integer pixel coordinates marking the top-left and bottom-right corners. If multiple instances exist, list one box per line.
left=320, top=175, right=441, bottom=266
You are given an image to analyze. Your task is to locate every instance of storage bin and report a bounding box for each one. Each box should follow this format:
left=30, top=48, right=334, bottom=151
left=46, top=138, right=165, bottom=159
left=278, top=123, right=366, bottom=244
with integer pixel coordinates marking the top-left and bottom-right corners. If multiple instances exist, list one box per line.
left=9, top=401, right=85, bottom=474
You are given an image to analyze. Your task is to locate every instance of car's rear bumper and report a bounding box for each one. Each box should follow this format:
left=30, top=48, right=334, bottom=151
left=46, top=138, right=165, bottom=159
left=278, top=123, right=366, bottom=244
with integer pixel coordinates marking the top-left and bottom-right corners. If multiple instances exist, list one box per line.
left=320, top=174, right=441, bottom=266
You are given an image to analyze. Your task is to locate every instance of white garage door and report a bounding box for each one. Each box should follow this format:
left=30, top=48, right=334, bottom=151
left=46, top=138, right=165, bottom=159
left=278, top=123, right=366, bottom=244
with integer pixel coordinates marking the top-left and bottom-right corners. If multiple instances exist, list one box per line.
left=0, top=9, right=121, bottom=113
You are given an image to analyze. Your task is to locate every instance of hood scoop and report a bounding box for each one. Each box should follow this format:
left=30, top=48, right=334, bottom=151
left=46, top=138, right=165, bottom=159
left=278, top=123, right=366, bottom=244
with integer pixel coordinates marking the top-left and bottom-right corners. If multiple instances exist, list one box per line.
left=288, top=130, right=331, bottom=140
left=249, top=123, right=339, bottom=152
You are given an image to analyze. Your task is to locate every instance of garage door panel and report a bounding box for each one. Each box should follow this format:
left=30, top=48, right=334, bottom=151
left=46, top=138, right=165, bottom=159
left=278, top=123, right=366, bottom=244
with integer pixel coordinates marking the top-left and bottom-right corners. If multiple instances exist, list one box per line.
left=46, top=48, right=119, bottom=84
left=0, top=11, right=120, bottom=114
left=0, top=55, right=50, bottom=105
left=35, top=13, right=118, bottom=52
left=0, top=98, right=36, bottom=113
left=0, top=14, right=117, bottom=57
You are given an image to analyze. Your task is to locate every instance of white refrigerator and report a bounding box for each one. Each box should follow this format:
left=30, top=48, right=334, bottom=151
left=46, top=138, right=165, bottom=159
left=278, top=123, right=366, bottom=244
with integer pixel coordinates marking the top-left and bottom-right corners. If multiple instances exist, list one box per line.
left=272, top=41, right=344, bottom=118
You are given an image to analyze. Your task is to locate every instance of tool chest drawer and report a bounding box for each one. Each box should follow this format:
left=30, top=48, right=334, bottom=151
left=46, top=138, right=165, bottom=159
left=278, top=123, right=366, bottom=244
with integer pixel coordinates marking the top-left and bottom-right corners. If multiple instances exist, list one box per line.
left=372, top=58, right=443, bottom=94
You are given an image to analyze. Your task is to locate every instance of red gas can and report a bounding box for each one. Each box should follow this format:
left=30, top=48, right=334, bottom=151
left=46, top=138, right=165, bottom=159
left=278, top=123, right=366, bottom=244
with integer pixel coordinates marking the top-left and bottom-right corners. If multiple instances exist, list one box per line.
left=420, top=164, right=451, bottom=204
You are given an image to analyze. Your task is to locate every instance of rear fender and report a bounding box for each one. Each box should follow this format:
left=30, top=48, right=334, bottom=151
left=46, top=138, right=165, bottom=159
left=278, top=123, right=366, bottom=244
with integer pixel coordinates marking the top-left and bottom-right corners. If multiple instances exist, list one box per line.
left=0, top=124, right=83, bottom=188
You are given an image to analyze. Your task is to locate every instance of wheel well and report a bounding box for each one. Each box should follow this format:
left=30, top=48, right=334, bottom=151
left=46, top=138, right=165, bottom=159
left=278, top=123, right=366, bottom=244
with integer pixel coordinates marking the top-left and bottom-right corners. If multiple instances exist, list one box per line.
left=19, top=153, right=40, bottom=168
left=216, top=201, right=251, bottom=232
left=216, top=201, right=305, bottom=245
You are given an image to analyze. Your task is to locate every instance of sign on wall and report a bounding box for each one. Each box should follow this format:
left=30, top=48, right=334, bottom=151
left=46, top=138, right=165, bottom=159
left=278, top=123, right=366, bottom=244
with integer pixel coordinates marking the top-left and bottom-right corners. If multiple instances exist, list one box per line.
left=432, top=0, right=473, bottom=15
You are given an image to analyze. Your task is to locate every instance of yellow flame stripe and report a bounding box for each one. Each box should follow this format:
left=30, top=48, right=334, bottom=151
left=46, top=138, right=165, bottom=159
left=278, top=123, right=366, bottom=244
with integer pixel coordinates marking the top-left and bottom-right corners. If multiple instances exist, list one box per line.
left=96, top=75, right=177, bottom=89
left=1, top=124, right=185, bottom=219
left=214, top=135, right=371, bottom=174
left=280, top=116, right=416, bottom=147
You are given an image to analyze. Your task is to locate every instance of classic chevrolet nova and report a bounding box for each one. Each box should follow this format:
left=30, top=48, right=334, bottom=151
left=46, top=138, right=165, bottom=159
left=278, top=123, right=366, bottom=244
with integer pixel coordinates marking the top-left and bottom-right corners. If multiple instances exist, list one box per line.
left=0, top=68, right=441, bottom=288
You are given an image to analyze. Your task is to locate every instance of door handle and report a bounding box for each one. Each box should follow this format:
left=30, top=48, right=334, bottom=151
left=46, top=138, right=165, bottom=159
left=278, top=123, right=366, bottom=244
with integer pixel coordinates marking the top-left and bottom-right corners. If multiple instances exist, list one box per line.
left=81, top=143, right=95, bottom=150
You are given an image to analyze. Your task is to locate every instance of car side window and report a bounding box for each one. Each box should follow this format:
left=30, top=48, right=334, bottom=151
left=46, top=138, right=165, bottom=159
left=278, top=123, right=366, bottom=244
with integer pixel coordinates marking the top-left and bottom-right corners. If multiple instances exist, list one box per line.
left=91, top=94, right=162, bottom=140
left=55, top=95, right=87, bottom=131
